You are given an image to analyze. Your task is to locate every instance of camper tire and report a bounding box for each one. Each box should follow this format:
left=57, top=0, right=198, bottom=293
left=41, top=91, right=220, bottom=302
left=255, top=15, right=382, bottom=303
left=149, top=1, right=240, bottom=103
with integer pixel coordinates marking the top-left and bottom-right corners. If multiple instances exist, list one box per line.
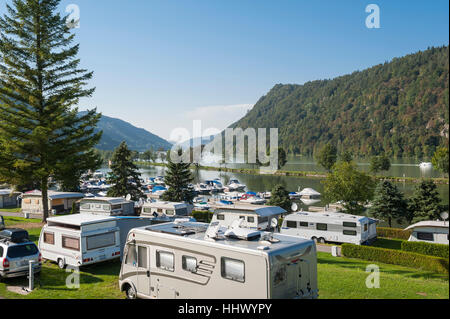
left=318, top=237, right=326, bottom=244
left=57, top=258, right=65, bottom=269
left=311, top=237, right=317, bottom=243
left=125, top=284, right=137, bottom=299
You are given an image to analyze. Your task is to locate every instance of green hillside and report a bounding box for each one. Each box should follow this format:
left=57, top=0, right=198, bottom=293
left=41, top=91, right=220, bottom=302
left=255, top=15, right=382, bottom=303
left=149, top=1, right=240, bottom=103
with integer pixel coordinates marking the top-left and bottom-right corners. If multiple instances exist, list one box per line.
left=79, top=111, right=172, bottom=152
left=231, top=46, right=449, bottom=158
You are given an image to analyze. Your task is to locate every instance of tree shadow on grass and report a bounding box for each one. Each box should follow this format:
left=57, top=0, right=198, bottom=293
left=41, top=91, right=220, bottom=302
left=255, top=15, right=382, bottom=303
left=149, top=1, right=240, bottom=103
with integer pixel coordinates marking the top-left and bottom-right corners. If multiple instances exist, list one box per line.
left=318, top=255, right=449, bottom=281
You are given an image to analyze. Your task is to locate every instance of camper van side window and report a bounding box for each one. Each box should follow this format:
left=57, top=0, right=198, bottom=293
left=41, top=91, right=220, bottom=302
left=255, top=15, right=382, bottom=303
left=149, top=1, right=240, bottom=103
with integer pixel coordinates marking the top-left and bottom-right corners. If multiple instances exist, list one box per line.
left=299, top=222, right=308, bottom=227
left=343, top=222, right=357, bottom=228
left=44, top=232, right=55, bottom=245
left=182, top=256, right=197, bottom=273
left=111, top=204, right=121, bottom=210
left=125, top=244, right=137, bottom=266
left=217, top=214, right=225, bottom=220
left=247, top=216, right=255, bottom=223
left=143, top=208, right=151, bottom=213
left=316, top=223, right=328, bottom=231
left=286, top=221, right=297, bottom=228
left=80, top=204, right=90, bottom=210
left=86, top=232, right=115, bottom=251
left=417, top=232, right=434, bottom=241
left=166, top=210, right=174, bottom=216
left=221, top=257, right=245, bottom=283
left=343, top=230, right=357, bottom=236
left=62, top=236, right=80, bottom=251
left=138, top=246, right=147, bottom=268
left=156, top=251, right=174, bottom=272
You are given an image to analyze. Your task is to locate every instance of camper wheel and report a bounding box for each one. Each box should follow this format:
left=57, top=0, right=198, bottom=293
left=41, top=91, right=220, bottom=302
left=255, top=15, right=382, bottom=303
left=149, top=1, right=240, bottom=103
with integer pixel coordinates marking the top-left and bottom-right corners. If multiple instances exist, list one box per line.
left=125, top=284, right=137, bottom=299
left=311, top=237, right=317, bottom=243
left=57, top=258, right=65, bottom=269
left=318, top=237, right=326, bottom=244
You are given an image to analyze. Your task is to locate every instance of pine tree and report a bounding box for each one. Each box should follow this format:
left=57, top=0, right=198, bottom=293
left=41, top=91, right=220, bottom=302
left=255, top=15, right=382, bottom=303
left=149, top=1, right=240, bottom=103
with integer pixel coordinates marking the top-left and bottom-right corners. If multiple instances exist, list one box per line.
left=107, top=142, right=143, bottom=200
left=369, top=154, right=391, bottom=173
left=431, top=147, right=449, bottom=175
left=408, top=180, right=443, bottom=223
left=161, top=148, right=195, bottom=203
left=368, top=180, right=408, bottom=227
left=0, top=0, right=102, bottom=221
left=267, top=184, right=292, bottom=211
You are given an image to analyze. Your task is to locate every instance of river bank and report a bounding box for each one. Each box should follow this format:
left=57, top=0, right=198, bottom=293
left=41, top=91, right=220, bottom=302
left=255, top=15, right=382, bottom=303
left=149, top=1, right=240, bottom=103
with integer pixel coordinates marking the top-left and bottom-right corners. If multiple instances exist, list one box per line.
left=135, top=161, right=449, bottom=185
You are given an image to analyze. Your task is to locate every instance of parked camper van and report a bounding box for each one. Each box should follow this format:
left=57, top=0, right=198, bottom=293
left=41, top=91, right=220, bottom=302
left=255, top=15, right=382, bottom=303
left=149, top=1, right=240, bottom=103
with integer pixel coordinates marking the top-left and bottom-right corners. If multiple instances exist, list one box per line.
left=1, top=229, right=41, bottom=279
left=118, top=220, right=318, bottom=299
left=140, top=201, right=189, bottom=218
left=281, top=211, right=377, bottom=245
left=405, top=221, right=449, bottom=245
left=79, top=197, right=135, bottom=216
left=210, top=203, right=285, bottom=231
left=38, top=214, right=154, bottom=268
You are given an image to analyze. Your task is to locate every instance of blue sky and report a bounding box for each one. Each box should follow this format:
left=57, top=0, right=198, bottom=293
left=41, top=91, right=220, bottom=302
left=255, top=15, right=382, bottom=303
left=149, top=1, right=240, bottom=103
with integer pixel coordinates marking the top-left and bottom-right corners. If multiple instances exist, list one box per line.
left=2, top=0, right=449, bottom=141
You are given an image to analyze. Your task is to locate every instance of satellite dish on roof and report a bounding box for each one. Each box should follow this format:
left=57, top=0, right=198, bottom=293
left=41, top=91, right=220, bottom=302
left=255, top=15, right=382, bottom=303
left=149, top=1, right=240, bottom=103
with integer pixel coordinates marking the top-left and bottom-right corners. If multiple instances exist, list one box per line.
left=125, top=194, right=131, bottom=201
left=291, top=203, right=298, bottom=212
left=440, top=212, right=449, bottom=221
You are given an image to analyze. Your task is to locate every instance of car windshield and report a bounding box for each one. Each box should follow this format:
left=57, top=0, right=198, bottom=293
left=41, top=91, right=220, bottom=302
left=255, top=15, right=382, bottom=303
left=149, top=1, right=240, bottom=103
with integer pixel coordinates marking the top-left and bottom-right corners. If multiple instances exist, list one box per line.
left=7, top=243, right=38, bottom=258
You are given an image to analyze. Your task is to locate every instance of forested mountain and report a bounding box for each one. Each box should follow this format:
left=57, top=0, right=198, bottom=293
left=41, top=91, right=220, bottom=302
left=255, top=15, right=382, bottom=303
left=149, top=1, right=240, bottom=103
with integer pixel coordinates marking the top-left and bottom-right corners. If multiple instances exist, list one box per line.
left=79, top=111, right=172, bottom=152
left=231, top=46, right=449, bottom=158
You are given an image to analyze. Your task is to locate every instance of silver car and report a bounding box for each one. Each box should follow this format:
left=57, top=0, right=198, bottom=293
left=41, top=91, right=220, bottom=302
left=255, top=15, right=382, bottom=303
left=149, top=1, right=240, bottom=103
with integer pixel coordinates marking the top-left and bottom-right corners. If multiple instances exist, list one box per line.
left=0, top=229, right=42, bottom=279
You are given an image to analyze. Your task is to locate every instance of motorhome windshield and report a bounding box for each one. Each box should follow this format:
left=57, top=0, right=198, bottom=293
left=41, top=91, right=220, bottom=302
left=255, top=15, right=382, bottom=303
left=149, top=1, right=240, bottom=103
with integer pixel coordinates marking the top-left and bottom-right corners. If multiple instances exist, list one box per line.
left=7, top=243, right=38, bottom=258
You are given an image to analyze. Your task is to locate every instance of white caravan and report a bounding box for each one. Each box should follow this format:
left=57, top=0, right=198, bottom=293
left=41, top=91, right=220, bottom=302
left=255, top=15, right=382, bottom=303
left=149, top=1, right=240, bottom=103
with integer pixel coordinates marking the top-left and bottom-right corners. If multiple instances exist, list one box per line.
left=210, top=203, right=286, bottom=230
left=140, top=201, right=189, bottom=218
left=79, top=197, right=135, bottom=216
left=281, top=211, right=377, bottom=245
left=118, top=220, right=318, bottom=299
left=405, top=221, right=449, bottom=245
left=38, top=214, right=154, bottom=268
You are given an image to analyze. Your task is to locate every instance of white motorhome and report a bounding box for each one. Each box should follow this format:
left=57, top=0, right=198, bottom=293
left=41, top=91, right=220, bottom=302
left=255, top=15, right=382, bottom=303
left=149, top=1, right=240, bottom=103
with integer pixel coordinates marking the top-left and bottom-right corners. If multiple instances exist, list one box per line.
left=38, top=214, right=154, bottom=268
left=118, top=220, right=318, bottom=299
left=281, top=211, right=377, bottom=245
left=210, top=203, right=286, bottom=231
left=140, top=201, right=189, bottom=218
left=405, top=221, right=449, bottom=245
left=79, top=197, right=135, bottom=216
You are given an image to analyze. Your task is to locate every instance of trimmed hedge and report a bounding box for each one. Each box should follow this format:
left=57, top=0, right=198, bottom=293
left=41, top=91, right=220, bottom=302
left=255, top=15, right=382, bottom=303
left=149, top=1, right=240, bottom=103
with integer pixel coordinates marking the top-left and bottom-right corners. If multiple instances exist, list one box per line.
left=401, top=241, right=449, bottom=259
left=191, top=210, right=214, bottom=223
left=341, top=244, right=449, bottom=275
left=376, top=227, right=411, bottom=240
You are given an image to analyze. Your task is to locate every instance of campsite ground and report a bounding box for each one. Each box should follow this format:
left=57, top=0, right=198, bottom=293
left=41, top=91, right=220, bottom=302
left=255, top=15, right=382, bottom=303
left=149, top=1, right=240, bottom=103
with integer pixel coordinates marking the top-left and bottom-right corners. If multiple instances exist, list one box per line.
left=0, top=214, right=448, bottom=299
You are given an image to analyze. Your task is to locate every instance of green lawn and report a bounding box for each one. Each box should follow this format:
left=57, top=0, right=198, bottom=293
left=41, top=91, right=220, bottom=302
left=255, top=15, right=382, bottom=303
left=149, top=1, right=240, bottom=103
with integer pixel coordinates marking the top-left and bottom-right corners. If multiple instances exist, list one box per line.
left=1, top=220, right=448, bottom=299
left=317, top=252, right=449, bottom=299
left=0, top=207, right=21, bottom=213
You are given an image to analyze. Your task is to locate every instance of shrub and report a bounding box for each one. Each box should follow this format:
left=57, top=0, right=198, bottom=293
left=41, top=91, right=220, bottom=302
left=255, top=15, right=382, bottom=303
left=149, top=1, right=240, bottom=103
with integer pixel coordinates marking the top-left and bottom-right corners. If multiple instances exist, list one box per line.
left=191, top=210, right=214, bottom=223
left=401, top=241, right=449, bottom=259
left=341, top=244, right=449, bottom=274
left=376, top=227, right=411, bottom=240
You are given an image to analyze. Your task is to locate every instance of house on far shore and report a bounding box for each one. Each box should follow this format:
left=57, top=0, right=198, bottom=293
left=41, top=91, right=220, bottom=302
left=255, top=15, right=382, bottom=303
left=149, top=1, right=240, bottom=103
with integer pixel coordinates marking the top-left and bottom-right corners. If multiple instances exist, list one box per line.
left=0, top=189, right=22, bottom=209
left=21, top=190, right=84, bottom=216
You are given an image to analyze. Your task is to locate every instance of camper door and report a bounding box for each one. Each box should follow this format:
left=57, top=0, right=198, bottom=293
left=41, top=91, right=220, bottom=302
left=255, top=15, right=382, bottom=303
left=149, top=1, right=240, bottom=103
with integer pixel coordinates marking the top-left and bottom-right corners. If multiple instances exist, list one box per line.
left=122, top=243, right=151, bottom=297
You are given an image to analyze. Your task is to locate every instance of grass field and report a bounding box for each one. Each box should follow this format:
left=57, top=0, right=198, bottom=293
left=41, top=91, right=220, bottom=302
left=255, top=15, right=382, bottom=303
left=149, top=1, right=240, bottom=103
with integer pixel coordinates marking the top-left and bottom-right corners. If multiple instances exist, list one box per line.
left=0, top=217, right=448, bottom=299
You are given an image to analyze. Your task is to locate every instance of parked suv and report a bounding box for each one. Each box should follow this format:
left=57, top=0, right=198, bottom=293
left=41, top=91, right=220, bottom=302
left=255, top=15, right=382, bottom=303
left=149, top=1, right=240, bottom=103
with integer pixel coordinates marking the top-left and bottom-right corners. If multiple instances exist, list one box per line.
left=0, top=229, right=41, bottom=280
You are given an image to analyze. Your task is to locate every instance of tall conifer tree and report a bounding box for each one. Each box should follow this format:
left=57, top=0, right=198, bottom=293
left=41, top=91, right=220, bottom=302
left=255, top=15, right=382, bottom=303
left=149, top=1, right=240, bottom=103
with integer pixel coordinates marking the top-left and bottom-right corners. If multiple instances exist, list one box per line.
left=0, top=0, right=102, bottom=221
left=107, top=142, right=143, bottom=200
left=162, top=148, right=195, bottom=203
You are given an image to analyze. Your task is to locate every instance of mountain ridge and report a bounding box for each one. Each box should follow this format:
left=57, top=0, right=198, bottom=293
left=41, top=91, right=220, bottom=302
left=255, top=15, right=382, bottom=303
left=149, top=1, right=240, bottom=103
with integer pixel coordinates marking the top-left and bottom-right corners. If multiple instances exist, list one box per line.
left=230, top=46, right=449, bottom=158
left=79, top=111, right=172, bottom=152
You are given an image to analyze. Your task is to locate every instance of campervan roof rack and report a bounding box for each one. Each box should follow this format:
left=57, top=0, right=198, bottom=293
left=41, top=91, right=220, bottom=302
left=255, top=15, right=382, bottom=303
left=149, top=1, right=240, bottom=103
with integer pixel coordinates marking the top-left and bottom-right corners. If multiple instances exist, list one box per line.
left=146, top=223, right=209, bottom=237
